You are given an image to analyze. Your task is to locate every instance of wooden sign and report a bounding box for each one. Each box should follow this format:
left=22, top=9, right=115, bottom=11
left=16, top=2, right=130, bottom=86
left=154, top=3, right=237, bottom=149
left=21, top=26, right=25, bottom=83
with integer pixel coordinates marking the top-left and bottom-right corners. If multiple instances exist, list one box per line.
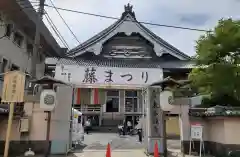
left=2, top=71, right=26, bottom=103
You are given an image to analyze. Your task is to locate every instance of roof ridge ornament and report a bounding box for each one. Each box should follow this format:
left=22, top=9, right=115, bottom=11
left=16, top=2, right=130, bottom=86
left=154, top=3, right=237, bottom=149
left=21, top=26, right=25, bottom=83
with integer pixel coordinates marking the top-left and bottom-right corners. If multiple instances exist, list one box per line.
left=122, top=3, right=136, bottom=20
left=125, top=3, right=133, bottom=12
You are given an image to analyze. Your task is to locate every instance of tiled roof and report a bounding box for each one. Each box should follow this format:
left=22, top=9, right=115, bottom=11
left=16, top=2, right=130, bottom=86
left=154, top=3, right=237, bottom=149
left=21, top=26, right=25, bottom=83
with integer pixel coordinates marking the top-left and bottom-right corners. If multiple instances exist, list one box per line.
left=54, top=58, right=194, bottom=69
left=66, top=5, right=190, bottom=60
left=189, top=107, right=240, bottom=117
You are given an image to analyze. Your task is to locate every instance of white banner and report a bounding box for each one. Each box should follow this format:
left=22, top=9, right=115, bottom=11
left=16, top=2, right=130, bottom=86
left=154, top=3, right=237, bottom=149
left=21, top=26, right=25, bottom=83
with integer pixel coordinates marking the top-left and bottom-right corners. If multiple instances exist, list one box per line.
left=54, top=65, right=163, bottom=87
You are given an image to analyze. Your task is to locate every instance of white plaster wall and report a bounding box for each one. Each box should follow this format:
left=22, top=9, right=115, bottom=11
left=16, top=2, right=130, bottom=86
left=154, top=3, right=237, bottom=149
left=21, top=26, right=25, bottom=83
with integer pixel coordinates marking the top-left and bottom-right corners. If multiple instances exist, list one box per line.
left=224, top=118, right=240, bottom=144
left=208, top=119, right=225, bottom=143
left=188, top=118, right=240, bottom=145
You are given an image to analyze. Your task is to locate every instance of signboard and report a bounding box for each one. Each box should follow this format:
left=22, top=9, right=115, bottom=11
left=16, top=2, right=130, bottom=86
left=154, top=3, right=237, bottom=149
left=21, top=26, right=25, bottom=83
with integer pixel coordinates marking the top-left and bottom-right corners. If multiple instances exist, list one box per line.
left=149, top=88, right=162, bottom=136
left=54, top=65, right=163, bottom=87
left=1, top=71, right=26, bottom=103
left=190, top=124, right=203, bottom=140
left=189, top=123, right=205, bottom=157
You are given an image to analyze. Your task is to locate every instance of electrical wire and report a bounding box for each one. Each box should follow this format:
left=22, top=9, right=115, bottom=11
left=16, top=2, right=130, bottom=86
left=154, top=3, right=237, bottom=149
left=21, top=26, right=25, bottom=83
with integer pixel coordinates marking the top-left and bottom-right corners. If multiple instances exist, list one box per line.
left=45, top=12, right=69, bottom=49
left=44, top=4, right=209, bottom=32
left=48, top=0, right=81, bottom=44
left=44, top=9, right=70, bottom=49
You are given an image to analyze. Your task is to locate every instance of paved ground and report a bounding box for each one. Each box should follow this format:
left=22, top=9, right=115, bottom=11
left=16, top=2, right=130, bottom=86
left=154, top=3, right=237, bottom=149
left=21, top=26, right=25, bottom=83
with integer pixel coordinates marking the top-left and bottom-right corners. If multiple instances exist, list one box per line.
left=80, top=133, right=181, bottom=150
left=72, top=133, right=215, bottom=157
left=75, top=149, right=146, bottom=157
left=73, top=133, right=187, bottom=157
left=13, top=133, right=210, bottom=157
left=82, top=133, right=144, bottom=150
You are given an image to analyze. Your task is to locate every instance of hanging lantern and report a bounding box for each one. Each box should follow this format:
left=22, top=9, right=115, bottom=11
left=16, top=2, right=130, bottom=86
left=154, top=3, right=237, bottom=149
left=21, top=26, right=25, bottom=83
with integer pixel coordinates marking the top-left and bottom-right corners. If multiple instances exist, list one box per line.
left=159, top=90, right=174, bottom=111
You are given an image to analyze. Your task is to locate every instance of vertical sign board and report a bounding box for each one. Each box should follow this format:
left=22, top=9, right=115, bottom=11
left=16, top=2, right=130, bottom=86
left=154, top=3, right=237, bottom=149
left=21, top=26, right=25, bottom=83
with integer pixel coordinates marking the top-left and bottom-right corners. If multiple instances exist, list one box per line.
left=190, top=124, right=203, bottom=140
left=1, top=71, right=26, bottom=103
left=146, top=87, right=164, bottom=154
left=1, top=71, right=26, bottom=157
left=189, top=123, right=204, bottom=157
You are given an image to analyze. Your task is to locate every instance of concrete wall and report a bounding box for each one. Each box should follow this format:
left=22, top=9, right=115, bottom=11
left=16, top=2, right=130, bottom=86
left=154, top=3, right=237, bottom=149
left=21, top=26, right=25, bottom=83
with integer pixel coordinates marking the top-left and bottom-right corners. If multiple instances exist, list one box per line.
left=190, top=117, right=240, bottom=145
left=173, top=98, right=191, bottom=142
left=50, top=85, right=72, bottom=154
left=184, top=117, right=240, bottom=156
left=0, top=86, right=72, bottom=155
left=0, top=119, right=21, bottom=141
left=0, top=15, right=45, bottom=80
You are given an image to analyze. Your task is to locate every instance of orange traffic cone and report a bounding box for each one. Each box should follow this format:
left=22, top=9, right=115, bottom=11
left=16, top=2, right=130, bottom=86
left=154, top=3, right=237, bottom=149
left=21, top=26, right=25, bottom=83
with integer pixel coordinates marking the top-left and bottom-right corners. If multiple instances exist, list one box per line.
left=106, top=143, right=111, bottom=157
left=154, top=141, right=159, bottom=157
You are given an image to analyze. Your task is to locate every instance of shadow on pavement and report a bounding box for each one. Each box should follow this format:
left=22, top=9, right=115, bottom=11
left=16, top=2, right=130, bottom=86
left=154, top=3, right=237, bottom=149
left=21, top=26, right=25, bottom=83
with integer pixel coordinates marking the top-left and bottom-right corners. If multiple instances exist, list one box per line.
left=73, top=143, right=88, bottom=153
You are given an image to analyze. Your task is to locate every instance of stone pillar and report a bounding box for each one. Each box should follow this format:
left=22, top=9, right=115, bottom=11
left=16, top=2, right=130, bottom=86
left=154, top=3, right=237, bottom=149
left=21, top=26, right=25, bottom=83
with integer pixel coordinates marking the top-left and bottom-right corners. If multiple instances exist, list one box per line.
left=138, top=90, right=143, bottom=113
left=145, top=87, right=164, bottom=155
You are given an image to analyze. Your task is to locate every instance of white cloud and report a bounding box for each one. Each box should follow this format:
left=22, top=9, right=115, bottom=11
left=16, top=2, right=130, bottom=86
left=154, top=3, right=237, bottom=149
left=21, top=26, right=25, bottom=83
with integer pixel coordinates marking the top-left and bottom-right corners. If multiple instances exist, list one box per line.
left=41, top=0, right=240, bottom=56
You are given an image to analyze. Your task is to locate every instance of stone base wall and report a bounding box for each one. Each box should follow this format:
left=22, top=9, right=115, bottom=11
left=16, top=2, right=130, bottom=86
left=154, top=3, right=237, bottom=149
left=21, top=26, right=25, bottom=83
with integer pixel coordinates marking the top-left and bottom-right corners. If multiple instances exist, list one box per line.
left=0, top=140, right=50, bottom=156
left=182, top=140, right=240, bottom=157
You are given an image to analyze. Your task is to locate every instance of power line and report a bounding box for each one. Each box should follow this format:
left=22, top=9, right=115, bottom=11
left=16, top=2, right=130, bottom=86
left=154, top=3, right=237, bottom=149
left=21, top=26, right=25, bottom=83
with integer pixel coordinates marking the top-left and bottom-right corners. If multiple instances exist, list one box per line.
left=44, top=9, right=70, bottom=49
left=44, top=4, right=209, bottom=32
left=48, top=0, right=81, bottom=44
left=44, top=11, right=69, bottom=49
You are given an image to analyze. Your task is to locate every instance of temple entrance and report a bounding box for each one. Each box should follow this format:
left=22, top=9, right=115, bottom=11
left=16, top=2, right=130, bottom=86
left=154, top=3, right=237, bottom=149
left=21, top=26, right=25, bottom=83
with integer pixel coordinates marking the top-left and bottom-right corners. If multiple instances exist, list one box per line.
left=125, top=115, right=140, bottom=128
left=106, top=98, right=119, bottom=112
left=86, top=115, right=99, bottom=126
left=106, top=90, right=119, bottom=112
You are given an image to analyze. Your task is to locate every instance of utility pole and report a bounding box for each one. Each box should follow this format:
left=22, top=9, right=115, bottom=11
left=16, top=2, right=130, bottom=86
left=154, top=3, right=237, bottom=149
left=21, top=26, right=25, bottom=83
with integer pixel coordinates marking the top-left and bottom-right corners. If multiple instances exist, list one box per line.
left=31, top=0, right=45, bottom=78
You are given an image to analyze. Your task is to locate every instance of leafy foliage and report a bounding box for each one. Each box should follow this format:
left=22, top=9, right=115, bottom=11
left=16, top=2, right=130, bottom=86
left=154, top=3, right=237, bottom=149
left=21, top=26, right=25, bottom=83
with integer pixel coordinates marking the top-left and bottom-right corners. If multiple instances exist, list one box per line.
left=189, top=18, right=240, bottom=106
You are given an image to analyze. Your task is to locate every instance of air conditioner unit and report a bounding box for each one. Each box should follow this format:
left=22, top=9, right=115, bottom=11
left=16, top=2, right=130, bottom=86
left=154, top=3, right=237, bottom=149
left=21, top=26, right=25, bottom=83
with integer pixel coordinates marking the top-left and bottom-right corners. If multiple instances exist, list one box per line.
left=40, top=89, right=56, bottom=111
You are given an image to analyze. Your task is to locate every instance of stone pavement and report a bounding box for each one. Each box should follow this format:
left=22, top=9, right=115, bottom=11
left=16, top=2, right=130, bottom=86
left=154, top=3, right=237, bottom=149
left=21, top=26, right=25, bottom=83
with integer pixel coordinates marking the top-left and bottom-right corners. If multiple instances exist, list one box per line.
left=74, top=149, right=208, bottom=157
left=72, top=133, right=211, bottom=157
left=81, top=133, right=143, bottom=150
left=74, top=149, right=146, bottom=157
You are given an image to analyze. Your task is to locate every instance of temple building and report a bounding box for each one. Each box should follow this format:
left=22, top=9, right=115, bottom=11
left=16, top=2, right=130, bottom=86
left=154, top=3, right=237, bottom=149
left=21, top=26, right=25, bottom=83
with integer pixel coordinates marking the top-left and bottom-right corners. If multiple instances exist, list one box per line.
left=48, top=4, right=193, bottom=129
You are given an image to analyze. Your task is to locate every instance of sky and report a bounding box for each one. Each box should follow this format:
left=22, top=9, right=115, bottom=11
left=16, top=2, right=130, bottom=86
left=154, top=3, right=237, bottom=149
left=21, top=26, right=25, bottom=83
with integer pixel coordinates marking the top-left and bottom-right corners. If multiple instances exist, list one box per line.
left=39, top=0, right=240, bottom=57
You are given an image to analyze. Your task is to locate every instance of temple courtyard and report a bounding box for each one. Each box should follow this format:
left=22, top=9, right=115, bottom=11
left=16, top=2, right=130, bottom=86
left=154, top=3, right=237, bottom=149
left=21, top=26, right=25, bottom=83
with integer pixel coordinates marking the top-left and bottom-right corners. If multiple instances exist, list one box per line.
left=73, top=133, right=201, bottom=157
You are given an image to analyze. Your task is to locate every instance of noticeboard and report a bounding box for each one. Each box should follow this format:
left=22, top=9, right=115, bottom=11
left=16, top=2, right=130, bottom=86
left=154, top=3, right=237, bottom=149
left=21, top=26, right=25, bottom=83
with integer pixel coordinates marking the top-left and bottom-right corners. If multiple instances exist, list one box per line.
left=190, top=124, right=203, bottom=140
left=1, top=71, right=26, bottom=103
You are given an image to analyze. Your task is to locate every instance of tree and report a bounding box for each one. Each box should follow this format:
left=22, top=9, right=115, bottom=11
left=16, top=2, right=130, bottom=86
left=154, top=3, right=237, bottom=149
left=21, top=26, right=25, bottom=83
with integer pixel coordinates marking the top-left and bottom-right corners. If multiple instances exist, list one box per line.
left=189, top=18, right=240, bottom=106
